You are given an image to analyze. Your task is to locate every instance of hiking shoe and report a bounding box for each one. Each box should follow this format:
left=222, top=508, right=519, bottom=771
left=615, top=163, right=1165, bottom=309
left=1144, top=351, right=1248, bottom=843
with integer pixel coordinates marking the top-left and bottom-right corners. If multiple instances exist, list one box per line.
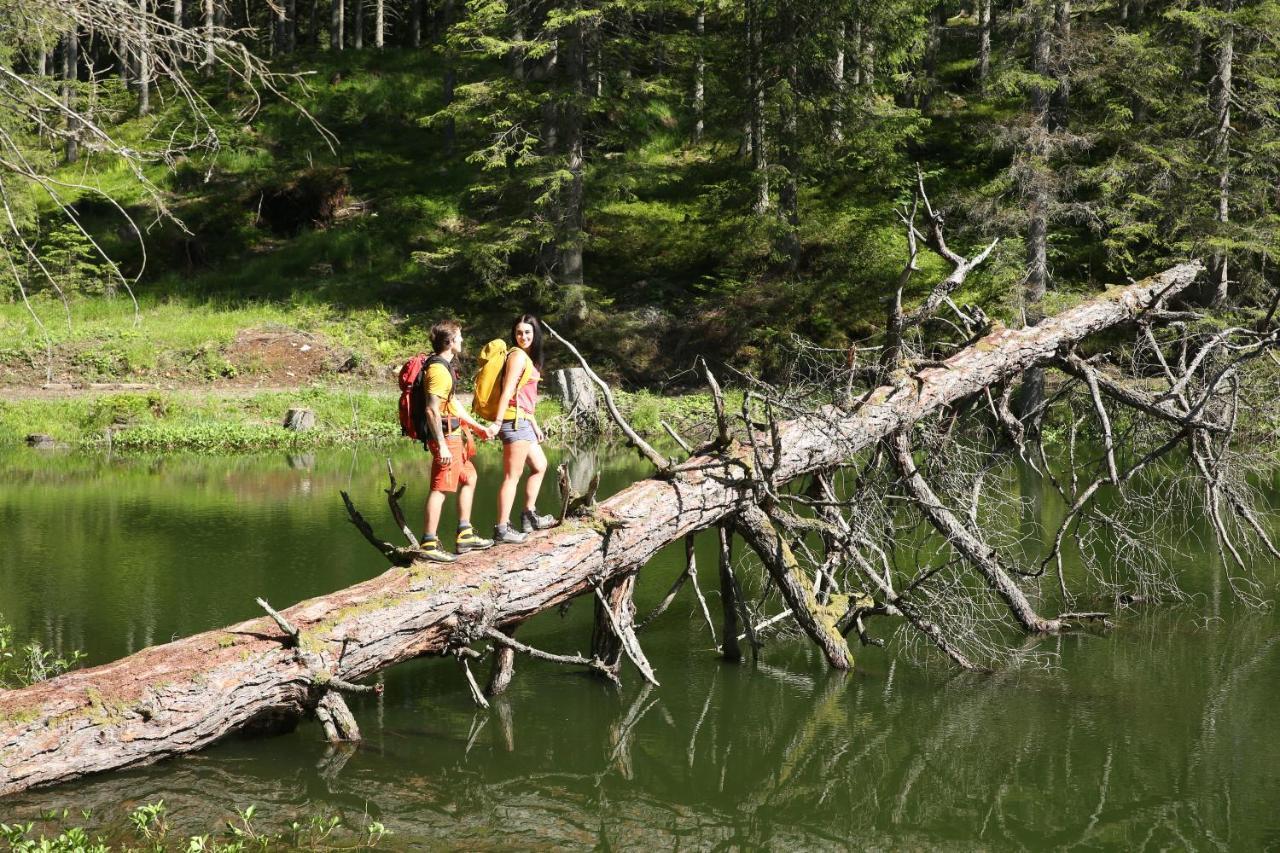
left=521, top=509, right=557, bottom=533
left=417, top=539, right=458, bottom=563
left=493, top=524, right=529, bottom=545
left=455, top=528, right=494, bottom=554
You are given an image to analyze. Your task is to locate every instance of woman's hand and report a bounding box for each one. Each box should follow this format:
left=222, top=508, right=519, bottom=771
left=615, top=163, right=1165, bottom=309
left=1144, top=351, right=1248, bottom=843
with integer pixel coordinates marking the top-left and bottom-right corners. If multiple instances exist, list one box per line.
left=534, top=423, right=545, bottom=443
left=486, top=422, right=501, bottom=440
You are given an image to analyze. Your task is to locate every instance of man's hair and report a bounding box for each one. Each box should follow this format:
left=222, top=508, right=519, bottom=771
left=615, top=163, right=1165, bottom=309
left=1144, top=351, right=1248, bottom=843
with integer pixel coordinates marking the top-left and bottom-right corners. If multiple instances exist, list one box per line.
left=430, top=320, right=461, bottom=354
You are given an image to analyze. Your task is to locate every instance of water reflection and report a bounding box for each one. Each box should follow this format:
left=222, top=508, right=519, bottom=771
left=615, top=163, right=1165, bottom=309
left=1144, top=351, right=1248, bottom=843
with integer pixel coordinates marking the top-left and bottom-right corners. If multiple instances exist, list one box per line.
left=0, top=447, right=1278, bottom=849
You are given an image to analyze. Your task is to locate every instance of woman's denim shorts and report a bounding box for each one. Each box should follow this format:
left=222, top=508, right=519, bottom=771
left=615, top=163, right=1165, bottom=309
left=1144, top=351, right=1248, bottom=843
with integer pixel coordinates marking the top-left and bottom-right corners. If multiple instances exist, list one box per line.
left=499, top=418, right=539, bottom=444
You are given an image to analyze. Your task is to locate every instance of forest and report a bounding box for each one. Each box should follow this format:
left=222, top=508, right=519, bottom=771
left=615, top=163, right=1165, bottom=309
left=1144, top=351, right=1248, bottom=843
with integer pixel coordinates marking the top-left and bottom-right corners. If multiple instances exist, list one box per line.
left=1, top=0, right=1277, bottom=381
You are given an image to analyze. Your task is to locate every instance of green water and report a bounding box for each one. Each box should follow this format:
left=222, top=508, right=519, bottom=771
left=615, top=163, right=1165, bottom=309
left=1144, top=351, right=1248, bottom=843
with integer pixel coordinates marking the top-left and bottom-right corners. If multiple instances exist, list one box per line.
left=1, top=445, right=1278, bottom=850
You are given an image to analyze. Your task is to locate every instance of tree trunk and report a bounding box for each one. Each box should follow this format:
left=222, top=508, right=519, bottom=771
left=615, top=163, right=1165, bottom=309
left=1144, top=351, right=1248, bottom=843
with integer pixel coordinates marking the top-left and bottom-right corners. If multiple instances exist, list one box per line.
left=330, top=0, right=343, bottom=51
left=734, top=505, right=853, bottom=670
left=1050, top=0, right=1070, bottom=130
left=591, top=573, right=637, bottom=675
left=717, top=526, right=741, bottom=662
left=978, top=0, right=992, bottom=89
left=410, top=0, right=421, bottom=47
left=441, top=0, right=456, bottom=149
left=779, top=4, right=799, bottom=270
left=558, top=17, right=588, bottom=308
left=353, top=0, right=363, bottom=49
left=62, top=28, right=78, bottom=164
left=374, top=0, right=384, bottom=48
left=919, top=4, right=942, bottom=112
left=486, top=625, right=519, bottom=696
left=1020, top=0, right=1054, bottom=420
left=831, top=19, right=845, bottom=142
left=0, top=266, right=1202, bottom=796
left=137, top=0, right=151, bottom=116
left=693, top=1, right=705, bottom=144
left=748, top=0, right=768, bottom=213
left=1209, top=0, right=1233, bottom=307
left=203, top=0, right=215, bottom=72
left=173, top=0, right=183, bottom=27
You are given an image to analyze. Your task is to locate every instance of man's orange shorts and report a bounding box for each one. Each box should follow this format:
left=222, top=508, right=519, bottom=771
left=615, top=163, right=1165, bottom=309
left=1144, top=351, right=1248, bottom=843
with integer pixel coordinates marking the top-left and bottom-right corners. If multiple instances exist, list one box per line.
left=428, top=434, right=476, bottom=493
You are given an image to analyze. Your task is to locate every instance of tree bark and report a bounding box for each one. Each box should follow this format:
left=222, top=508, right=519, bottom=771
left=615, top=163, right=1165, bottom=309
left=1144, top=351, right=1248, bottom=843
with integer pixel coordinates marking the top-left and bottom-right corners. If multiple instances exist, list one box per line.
left=0, top=265, right=1201, bottom=796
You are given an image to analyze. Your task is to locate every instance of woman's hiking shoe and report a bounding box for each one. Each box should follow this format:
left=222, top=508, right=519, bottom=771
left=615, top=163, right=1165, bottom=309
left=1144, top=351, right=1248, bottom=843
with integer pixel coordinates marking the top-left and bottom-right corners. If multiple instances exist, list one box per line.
left=521, top=509, right=557, bottom=533
left=417, top=539, right=458, bottom=563
left=494, top=524, right=528, bottom=545
left=455, top=528, right=494, bottom=554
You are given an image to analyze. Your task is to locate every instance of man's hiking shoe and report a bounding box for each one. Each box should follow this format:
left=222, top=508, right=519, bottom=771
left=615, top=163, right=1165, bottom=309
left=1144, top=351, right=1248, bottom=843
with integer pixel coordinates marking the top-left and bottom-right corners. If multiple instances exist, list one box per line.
left=456, top=529, right=494, bottom=554
left=494, top=524, right=529, bottom=545
left=417, top=539, right=458, bottom=563
left=521, top=509, right=557, bottom=533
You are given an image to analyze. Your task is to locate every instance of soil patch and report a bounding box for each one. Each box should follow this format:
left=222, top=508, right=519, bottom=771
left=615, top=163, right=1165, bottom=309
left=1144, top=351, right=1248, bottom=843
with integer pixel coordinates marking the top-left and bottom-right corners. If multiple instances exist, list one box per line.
left=225, top=328, right=349, bottom=383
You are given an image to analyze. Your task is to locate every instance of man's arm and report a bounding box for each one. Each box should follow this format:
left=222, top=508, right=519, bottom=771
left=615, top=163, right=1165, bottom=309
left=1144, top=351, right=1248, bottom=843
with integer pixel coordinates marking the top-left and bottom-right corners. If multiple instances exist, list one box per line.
left=426, top=394, right=451, bottom=462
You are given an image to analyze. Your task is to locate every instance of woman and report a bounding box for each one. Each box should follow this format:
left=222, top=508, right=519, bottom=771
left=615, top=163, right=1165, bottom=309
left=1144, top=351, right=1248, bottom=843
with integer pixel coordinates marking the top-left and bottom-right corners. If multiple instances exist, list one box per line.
left=493, top=314, right=557, bottom=544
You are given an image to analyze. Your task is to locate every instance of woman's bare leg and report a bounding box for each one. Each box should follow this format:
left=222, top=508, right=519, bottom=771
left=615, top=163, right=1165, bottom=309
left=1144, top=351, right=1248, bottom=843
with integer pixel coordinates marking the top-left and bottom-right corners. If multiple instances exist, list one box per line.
left=524, top=441, right=548, bottom=512
left=498, top=440, right=531, bottom=526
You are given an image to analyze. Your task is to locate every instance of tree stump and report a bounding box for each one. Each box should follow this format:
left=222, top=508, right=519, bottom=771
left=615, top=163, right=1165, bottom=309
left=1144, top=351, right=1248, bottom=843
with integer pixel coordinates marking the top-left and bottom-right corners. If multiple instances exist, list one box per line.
left=282, top=408, right=316, bottom=431
left=554, top=367, right=599, bottom=430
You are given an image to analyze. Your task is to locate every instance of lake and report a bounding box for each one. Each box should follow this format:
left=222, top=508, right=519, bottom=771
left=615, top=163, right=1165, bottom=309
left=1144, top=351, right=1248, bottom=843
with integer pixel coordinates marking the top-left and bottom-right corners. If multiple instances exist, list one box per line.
left=1, top=443, right=1278, bottom=849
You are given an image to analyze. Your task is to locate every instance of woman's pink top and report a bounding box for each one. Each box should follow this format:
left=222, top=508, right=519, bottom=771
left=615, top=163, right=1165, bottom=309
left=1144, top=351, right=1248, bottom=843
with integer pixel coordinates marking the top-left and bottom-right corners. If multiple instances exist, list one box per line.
left=514, top=364, right=540, bottom=415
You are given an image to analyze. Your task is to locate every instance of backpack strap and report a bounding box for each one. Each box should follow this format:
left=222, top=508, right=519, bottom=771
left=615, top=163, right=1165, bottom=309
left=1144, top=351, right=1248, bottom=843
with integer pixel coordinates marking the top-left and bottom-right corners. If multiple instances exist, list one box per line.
left=503, top=349, right=535, bottom=426
left=423, top=354, right=459, bottom=442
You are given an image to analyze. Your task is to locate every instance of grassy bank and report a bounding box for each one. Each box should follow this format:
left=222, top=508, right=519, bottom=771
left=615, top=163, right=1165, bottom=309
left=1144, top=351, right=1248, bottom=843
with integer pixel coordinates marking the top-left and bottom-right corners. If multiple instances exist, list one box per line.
left=0, top=385, right=735, bottom=454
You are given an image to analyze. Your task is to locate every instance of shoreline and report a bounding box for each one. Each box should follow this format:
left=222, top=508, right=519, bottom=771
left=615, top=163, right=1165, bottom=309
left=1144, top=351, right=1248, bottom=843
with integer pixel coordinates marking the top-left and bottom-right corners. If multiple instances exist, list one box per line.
left=0, top=383, right=719, bottom=454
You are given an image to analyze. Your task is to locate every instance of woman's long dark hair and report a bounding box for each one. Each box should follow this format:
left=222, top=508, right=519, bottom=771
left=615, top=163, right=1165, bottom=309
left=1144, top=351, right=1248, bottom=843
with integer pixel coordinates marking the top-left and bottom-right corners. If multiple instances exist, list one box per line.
left=511, top=313, right=544, bottom=371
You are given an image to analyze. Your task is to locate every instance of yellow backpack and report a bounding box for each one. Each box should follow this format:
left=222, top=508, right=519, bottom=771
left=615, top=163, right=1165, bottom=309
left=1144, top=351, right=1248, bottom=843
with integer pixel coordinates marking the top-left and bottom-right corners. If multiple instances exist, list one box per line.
left=472, top=339, right=532, bottom=421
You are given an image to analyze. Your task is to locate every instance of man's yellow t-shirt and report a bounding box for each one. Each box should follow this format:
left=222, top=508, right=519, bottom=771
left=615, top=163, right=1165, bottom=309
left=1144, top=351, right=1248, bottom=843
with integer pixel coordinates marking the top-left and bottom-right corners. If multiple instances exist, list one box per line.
left=425, top=361, right=461, bottom=418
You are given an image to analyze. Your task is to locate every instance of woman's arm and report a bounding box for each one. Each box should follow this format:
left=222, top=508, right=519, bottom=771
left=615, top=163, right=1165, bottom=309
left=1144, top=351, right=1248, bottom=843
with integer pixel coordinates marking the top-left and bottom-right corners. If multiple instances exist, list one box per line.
left=496, top=349, right=528, bottom=420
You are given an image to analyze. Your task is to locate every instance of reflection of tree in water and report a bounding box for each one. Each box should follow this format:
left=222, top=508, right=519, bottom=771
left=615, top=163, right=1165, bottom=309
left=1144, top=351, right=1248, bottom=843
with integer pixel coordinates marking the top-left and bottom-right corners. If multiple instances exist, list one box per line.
left=5, top=614, right=1278, bottom=848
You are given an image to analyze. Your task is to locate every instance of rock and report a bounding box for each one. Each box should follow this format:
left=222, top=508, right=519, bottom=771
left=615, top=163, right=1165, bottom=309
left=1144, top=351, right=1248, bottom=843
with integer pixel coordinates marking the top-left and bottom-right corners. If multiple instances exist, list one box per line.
left=25, top=434, right=60, bottom=449
left=40, top=383, right=73, bottom=391
left=554, top=367, right=600, bottom=431
left=282, top=408, right=316, bottom=432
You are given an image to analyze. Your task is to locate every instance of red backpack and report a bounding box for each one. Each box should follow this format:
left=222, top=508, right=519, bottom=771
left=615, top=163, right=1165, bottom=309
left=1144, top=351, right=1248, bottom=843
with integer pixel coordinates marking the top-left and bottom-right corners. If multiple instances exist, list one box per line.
left=398, top=353, right=452, bottom=443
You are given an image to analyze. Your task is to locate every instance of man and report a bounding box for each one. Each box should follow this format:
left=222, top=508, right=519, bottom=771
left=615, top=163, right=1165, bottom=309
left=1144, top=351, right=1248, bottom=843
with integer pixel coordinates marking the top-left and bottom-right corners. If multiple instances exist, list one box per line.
left=420, top=320, right=499, bottom=562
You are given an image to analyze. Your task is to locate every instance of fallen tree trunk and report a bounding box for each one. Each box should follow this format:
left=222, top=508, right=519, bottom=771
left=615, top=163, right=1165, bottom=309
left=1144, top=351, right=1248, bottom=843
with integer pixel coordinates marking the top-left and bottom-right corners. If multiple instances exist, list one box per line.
left=0, top=263, right=1202, bottom=796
